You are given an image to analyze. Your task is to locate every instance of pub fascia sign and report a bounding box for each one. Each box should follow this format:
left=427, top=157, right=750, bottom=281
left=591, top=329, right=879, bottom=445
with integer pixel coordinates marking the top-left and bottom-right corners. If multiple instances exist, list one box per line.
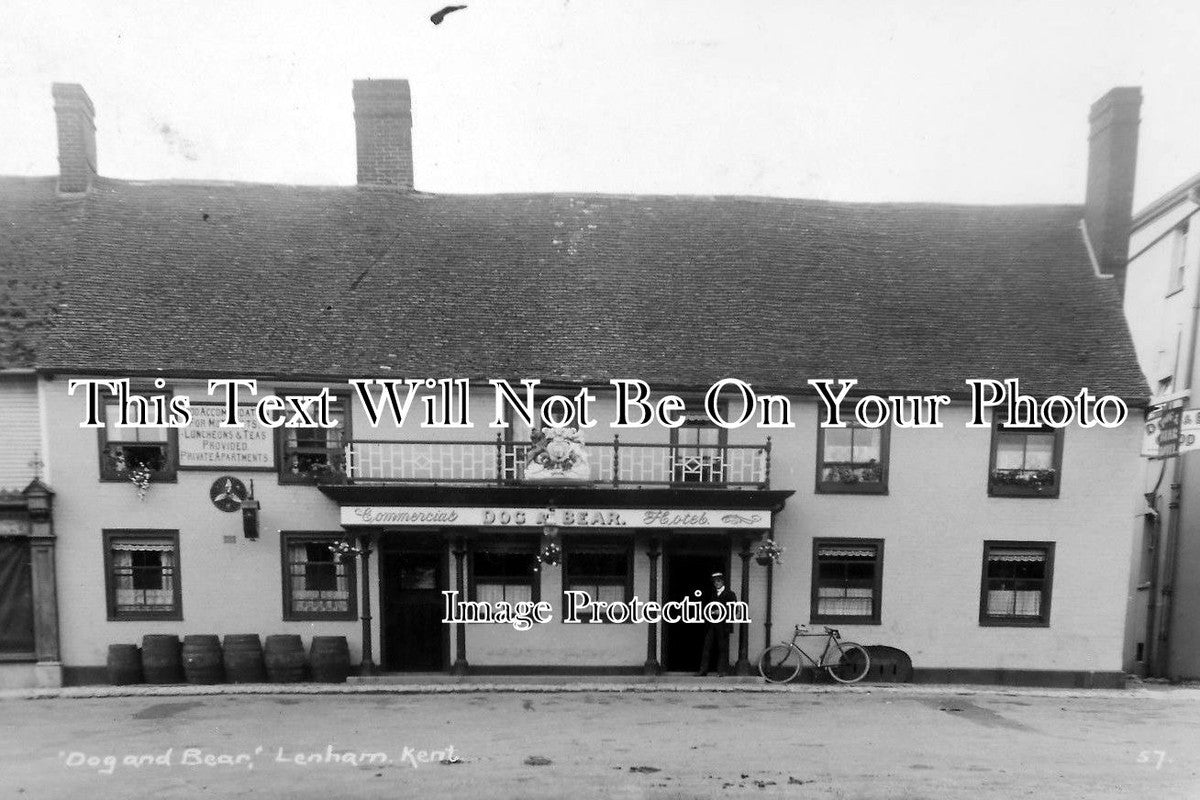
left=342, top=506, right=770, bottom=530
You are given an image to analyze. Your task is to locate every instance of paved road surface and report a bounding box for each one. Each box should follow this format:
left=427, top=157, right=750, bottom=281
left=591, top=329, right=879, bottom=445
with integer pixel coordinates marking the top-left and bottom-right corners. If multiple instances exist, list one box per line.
left=1, top=688, right=1196, bottom=798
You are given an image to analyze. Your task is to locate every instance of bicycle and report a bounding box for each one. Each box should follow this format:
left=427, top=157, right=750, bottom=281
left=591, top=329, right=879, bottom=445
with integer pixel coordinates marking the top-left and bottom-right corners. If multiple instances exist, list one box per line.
left=757, top=624, right=871, bottom=684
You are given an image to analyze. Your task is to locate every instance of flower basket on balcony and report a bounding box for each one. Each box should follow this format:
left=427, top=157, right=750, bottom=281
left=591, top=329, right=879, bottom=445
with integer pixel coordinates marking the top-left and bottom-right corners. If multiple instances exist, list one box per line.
left=754, top=538, right=784, bottom=566
left=524, top=427, right=590, bottom=483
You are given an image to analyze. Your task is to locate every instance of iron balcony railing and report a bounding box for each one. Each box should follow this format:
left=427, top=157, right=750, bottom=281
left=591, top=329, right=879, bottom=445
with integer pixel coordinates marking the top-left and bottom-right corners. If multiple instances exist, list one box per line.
left=342, top=435, right=771, bottom=489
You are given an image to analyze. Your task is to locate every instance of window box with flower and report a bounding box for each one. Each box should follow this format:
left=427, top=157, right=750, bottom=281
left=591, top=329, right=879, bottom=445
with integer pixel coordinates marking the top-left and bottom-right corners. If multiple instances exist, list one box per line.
left=97, top=389, right=178, bottom=490
left=816, top=422, right=889, bottom=494
left=277, top=394, right=351, bottom=485
left=988, top=422, right=1063, bottom=498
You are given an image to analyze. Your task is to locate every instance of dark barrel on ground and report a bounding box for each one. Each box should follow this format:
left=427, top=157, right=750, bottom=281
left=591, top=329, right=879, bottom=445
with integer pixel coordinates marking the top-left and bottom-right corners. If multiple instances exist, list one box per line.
left=106, top=644, right=143, bottom=685
left=264, top=635, right=307, bottom=683
left=182, top=634, right=225, bottom=684
left=309, top=636, right=351, bottom=683
left=222, top=634, right=267, bottom=683
left=141, top=634, right=183, bottom=683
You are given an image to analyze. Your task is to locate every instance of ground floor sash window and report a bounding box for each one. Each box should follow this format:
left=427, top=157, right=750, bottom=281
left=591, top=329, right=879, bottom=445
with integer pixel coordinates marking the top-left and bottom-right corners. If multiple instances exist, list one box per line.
left=811, top=539, right=883, bottom=624
left=103, top=530, right=182, bottom=620
left=561, top=538, right=634, bottom=621
left=981, top=542, right=1054, bottom=626
left=282, top=533, right=357, bottom=620
left=472, top=543, right=539, bottom=604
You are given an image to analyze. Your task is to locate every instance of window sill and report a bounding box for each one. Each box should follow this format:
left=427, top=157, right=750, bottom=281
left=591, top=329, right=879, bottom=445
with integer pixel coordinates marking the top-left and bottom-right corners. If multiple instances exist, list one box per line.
left=283, top=612, right=357, bottom=622
left=278, top=475, right=319, bottom=486
left=816, top=483, right=888, bottom=495
left=278, top=474, right=346, bottom=486
left=979, top=617, right=1050, bottom=628
left=101, top=469, right=177, bottom=482
left=0, top=652, right=37, bottom=663
left=1166, top=285, right=1186, bottom=298
left=810, top=615, right=880, bottom=626
left=988, top=486, right=1060, bottom=499
left=107, top=612, right=183, bottom=622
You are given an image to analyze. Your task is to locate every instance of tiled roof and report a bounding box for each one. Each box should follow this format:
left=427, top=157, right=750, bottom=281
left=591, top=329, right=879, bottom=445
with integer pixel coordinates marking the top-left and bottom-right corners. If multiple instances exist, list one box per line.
left=0, top=178, right=83, bottom=369
left=5, top=177, right=1147, bottom=400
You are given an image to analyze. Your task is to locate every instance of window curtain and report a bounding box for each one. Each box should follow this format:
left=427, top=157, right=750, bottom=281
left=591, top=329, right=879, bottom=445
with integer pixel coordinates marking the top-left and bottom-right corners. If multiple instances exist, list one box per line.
left=986, top=549, right=1045, bottom=616
left=986, top=589, right=1041, bottom=616
left=289, top=541, right=349, bottom=612
left=816, top=546, right=876, bottom=616
left=816, top=586, right=873, bottom=616
left=0, top=539, right=36, bottom=655
left=477, top=583, right=533, bottom=604
left=112, top=540, right=174, bottom=610
left=818, top=547, right=876, bottom=558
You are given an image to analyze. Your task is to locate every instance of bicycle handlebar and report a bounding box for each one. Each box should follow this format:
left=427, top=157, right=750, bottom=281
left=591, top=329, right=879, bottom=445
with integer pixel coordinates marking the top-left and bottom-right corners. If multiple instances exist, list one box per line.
left=794, top=624, right=840, bottom=638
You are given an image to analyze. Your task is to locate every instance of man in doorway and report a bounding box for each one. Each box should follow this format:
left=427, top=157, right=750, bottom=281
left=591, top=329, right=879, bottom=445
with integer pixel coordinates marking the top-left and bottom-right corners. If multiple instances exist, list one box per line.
left=697, top=572, right=737, bottom=677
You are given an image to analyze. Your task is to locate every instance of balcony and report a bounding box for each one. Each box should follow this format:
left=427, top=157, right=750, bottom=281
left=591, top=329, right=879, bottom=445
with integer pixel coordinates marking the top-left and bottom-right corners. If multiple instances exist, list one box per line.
left=341, top=436, right=771, bottom=489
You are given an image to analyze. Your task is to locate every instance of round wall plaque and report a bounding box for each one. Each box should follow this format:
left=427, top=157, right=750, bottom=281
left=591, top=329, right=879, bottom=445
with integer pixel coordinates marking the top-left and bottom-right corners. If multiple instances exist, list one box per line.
left=209, top=476, right=248, bottom=512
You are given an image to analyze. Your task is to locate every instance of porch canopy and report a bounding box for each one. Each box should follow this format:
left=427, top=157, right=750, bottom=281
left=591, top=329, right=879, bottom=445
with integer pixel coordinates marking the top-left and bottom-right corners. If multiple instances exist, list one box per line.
left=319, top=485, right=793, bottom=532
left=318, top=483, right=793, bottom=676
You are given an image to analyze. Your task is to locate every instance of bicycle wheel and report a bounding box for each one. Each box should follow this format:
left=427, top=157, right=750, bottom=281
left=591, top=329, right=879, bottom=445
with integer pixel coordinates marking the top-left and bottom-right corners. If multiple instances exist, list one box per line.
left=758, top=644, right=803, bottom=684
left=824, top=642, right=870, bottom=684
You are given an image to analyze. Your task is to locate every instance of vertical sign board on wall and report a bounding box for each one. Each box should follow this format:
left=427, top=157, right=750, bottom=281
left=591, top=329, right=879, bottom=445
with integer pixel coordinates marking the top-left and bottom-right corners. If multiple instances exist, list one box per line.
left=1142, top=406, right=1182, bottom=460
left=178, top=404, right=276, bottom=470
left=1179, top=409, right=1200, bottom=455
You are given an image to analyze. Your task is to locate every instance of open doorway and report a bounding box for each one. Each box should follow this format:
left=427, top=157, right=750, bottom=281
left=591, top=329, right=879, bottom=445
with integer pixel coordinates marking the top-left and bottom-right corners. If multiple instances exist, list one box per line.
left=662, top=544, right=729, bottom=672
left=380, top=546, right=448, bottom=672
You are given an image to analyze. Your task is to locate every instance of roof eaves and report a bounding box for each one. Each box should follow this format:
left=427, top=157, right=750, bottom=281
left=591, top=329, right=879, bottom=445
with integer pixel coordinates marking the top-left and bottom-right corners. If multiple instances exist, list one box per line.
left=1132, top=170, right=1200, bottom=228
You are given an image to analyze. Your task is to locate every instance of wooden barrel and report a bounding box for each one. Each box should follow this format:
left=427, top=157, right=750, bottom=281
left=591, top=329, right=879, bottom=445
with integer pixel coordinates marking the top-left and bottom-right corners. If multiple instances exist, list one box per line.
left=864, top=645, right=914, bottom=683
left=141, top=634, right=183, bottom=684
left=264, top=635, right=308, bottom=683
left=222, top=634, right=267, bottom=683
left=106, top=644, right=144, bottom=685
left=309, top=636, right=351, bottom=683
left=182, top=635, right=225, bottom=684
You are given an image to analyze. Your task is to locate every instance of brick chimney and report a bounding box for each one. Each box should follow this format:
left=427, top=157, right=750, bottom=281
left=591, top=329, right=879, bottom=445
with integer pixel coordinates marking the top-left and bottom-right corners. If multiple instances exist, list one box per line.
left=1084, top=86, right=1142, bottom=290
left=353, top=79, right=413, bottom=189
left=52, top=83, right=97, bottom=193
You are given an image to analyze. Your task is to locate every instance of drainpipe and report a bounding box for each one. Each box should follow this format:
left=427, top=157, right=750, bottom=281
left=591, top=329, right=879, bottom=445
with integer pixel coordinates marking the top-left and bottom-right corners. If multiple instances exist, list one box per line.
left=1142, top=480, right=1163, bottom=674
left=1157, top=475, right=1183, bottom=677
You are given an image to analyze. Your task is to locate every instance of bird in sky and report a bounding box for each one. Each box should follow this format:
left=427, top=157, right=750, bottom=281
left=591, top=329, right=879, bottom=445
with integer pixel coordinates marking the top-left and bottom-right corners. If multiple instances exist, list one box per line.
left=431, top=5, right=467, bottom=25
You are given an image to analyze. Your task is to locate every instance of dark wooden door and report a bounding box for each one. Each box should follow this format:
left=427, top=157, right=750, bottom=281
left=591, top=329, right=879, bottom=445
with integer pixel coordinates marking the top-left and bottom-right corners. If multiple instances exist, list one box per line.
left=381, top=550, right=446, bottom=671
left=663, top=550, right=728, bottom=671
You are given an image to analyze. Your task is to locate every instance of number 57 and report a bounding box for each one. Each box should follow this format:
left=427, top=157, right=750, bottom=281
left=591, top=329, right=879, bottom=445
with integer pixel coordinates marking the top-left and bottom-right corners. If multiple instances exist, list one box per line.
left=1137, top=750, right=1168, bottom=769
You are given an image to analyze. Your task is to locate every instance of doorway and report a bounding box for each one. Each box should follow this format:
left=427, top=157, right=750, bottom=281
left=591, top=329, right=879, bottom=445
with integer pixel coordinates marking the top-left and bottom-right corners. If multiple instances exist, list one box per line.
left=663, top=544, right=729, bottom=671
left=380, top=547, right=448, bottom=671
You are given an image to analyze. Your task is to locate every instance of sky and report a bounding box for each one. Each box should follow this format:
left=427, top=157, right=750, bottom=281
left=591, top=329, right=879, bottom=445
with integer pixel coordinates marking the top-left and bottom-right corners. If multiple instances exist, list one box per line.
left=2, top=0, right=1198, bottom=209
